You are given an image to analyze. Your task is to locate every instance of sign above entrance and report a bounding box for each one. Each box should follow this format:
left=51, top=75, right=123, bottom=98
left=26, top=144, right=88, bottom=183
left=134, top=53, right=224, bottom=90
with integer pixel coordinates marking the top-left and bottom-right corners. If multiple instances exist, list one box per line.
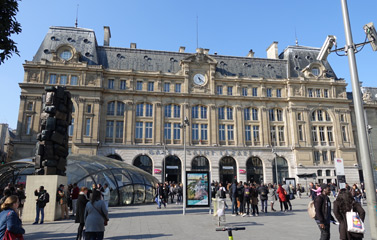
left=154, top=169, right=162, bottom=174
left=166, top=166, right=179, bottom=169
left=239, top=169, right=246, bottom=174
left=334, top=158, right=345, bottom=176
left=222, top=166, right=234, bottom=170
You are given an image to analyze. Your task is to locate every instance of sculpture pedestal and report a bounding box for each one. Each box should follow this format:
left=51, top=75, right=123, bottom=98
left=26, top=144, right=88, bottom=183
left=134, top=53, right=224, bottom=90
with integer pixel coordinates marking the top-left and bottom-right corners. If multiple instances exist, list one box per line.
left=22, top=175, right=67, bottom=222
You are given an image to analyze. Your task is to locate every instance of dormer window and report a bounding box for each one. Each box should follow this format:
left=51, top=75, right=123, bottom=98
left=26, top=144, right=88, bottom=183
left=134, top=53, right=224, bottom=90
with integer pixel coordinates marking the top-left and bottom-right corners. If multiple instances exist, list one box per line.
left=60, top=50, right=72, bottom=60
left=311, top=67, right=320, bottom=76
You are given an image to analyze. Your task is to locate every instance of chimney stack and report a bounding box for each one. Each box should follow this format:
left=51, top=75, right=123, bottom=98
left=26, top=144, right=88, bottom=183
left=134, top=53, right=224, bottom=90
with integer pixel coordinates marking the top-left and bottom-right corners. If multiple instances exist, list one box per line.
left=196, top=48, right=204, bottom=54
left=103, top=26, right=111, bottom=46
left=266, top=41, right=278, bottom=59
left=179, top=46, right=186, bottom=53
left=247, top=49, right=255, bottom=58
left=130, top=43, right=137, bottom=49
left=203, top=49, right=210, bottom=55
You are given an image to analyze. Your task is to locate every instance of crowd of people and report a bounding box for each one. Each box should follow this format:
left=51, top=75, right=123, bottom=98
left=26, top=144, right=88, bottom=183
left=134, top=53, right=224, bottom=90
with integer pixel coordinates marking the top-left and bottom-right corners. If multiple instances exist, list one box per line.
left=154, top=182, right=183, bottom=208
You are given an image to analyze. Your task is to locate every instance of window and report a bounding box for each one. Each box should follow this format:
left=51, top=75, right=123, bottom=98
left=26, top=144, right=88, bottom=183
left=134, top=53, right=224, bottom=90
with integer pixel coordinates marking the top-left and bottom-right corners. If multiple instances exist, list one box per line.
left=219, top=124, right=225, bottom=141
left=200, top=106, right=207, bottom=119
left=60, top=50, right=72, bottom=60
left=49, top=74, right=57, bottom=84
left=242, top=87, right=248, bottom=96
left=117, top=102, right=125, bottom=116
left=297, top=112, right=302, bottom=121
left=106, top=121, right=114, bottom=138
left=278, top=126, right=285, bottom=143
left=322, top=151, right=328, bottom=163
left=298, top=125, right=303, bottom=141
left=192, top=106, right=199, bottom=119
left=312, top=126, right=318, bottom=143
left=253, top=126, right=260, bottom=142
left=26, top=116, right=32, bottom=135
left=311, top=111, right=316, bottom=121
left=252, top=87, right=258, bottom=97
left=201, top=124, right=208, bottom=140
left=173, top=105, right=180, bottom=118
left=60, top=75, right=67, bottom=85
left=116, top=121, right=123, bottom=139
left=70, top=76, right=78, bottom=85
left=324, top=89, right=328, bottom=98
left=316, top=89, right=321, bottom=98
left=175, top=83, right=181, bottom=93
left=227, top=125, right=234, bottom=140
left=218, top=107, right=225, bottom=120
left=317, top=169, right=323, bottom=177
left=87, top=104, right=92, bottom=113
left=120, top=80, right=126, bottom=90
left=136, top=81, right=143, bottom=90
left=317, top=110, right=323, bottom=121
left=244, top=108, right=250, bottom=121
left=145, top=122, right=153, bottom=138
left=314, top=151, right=320, bottom=164
left=269, top=109, right=275, bottom=121
left=330, top=151, right=336, bottom=162
left=68, top=118, right=74, bottom=136
left=308, top=88, right=313, bottom=97
left=245, top=125, right=251, bottom=141
left=164, top=105, right=171, bottom=118
left=227, top=86, right=233, bottom=96
left=270, top=126, right=276, bottom=145
left=136, top=104, right=144, bottom=117
left=319, top=127, right=325, bottom=144
left=252, top=108, right=258, bottom=120
left=276, top=109, right=283, bottom=121
left=108, top=79, right=114, bottom=89
left=217, top=85, right=223, bottom=95
left=192, top=124, right=199, bottom=140
left=326, top=169, right=331, bottom=176
left=226, top=107, right=233, bottom=120
left=327, top=127, right=333, bottom=143
left=312, top=68, right=320, bottom=76
left=173, top=123, right=181, bottom=140
left=164, top=83, right=170, bottom=92
left=135, top=122, right=143, bottom=139
left=266, top=88, right=272, bottom=97
left=342, top=126, right=347, bottom=141
left=147, top=82, right=154, bottom=92
left=107, top=102, right=115, bottom=116
left=164, top=123, right=172, bottom=140
left=85, top=118, right=91, bottom=136
left=340, top=114, right=345, bottom=122
left=27, top=102, right=33, bottom=111
left=145, top=104, right=153, bottom=117
left=325, top=112, right=331, bottom=121
left=276, top=89, right=282, bottom=98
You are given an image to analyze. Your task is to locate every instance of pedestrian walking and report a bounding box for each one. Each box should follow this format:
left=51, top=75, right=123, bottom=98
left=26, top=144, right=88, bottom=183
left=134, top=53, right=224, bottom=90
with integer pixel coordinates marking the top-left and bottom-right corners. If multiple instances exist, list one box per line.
left=282, top=181, right=292, bottom=211
left=268, top=184, right=277, bottom=212
left=176, top=183, right=183, bottom=205
left=71, top=183, right=80, bottom=217
left=102, top=184, right=110, bottom=210
left=85, top=190, right=109, bottom=240
left=162, top=183, right=169, bottom=206
left=217, top=183, right=228, bottom=209
left=16, top=184, right=26, bottom=218
left=33, top=186, right=49, bottom=224
left=75, top=187, right=89, bottom=240
left=0, top=195, right=25, bottom=239
left=58, top=184, right=69, bottom=220
left=314, top=183, right=335, bottom=240
left=237, top=181, right=244, bottom=215
left=351, top=184, right=362, bottom=203
left=277, top=184, right=288, bottom=212
left=242, top=183, right=251, bottom=217
left=258, top=183, right=268, bottom=213
left=250, top=184, right=259, bottom=216
left=155, top=183, right=165, bottom=209
left=333, top=189, right=365, bottom=240
left=231, top=180, right=238, bottom=216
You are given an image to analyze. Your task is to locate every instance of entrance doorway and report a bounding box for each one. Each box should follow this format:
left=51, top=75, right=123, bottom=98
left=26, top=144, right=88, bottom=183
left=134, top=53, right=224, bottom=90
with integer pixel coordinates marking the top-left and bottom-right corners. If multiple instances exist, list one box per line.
left=272, top=157, right=289, bottom=184
left=191, top=156, right=209, bottom=172
left=133, top=155, right=153, bottom=174
left=219, top=156, right=237, bottom=185
left=163, top=155, right=182, bottom=183
left=246, top=157, right=263, bottom=184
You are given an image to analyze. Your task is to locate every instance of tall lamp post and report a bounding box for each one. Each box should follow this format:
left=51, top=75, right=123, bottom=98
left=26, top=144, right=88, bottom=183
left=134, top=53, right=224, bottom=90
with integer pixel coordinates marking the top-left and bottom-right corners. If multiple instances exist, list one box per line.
left=272, top=147, right=279, bottom=185
left=181, top=117, right=189, bottom=215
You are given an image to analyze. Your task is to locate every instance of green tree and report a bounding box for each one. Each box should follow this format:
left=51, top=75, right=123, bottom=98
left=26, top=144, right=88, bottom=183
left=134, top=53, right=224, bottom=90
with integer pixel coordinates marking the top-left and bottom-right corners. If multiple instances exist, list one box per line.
left=0, top=0, right=22, bottom=64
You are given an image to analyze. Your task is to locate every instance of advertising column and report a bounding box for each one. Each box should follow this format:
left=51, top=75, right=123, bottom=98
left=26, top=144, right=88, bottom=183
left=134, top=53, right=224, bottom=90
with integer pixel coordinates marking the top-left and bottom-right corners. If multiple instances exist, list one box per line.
left=334, top=158, right=346, bottom=189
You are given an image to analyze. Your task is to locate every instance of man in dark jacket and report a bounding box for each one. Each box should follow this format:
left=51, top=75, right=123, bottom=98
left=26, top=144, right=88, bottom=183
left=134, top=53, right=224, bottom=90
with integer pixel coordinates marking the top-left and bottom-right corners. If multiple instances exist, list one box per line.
left=258, top=183, right=269, bottom=213
left=33, top=186, right=49, bottom=224
left=231, top=180, right=238, bottom=216
left=314, top=183, right=335, bottom=240
left=75, top=187, right=89, bottom=240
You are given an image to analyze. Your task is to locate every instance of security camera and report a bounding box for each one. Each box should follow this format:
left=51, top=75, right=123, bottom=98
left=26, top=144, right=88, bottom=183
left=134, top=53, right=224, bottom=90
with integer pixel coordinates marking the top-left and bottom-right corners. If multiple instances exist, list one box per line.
left=298, top=163, right=303, bottom=167
left=367, top=125, right=373, bottom=131
left=354, top=163, right=358, bottom=167
left=363, top=22, right=377, bottom=51
left=317, top=35, right=337, bottom=61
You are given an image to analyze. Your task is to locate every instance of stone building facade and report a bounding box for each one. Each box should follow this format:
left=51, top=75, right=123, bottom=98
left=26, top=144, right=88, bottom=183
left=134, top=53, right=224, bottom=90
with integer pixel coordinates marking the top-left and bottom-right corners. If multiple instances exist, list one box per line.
left=13, top=26, right=361, bottom=185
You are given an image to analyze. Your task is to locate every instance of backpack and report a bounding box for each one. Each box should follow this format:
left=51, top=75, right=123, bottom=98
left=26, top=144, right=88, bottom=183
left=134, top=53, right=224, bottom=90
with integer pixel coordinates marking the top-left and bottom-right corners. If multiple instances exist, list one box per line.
left=244, top=188, right=250, bottom=197
left=237, top=188, right=243, bottom=197
left=44, top=192, right=50, bottom=203
left=307, top=200, right=316, bottom=218
left=261, top=189, right=267, bottom=196
left=220, top=189, right=226, bottom=198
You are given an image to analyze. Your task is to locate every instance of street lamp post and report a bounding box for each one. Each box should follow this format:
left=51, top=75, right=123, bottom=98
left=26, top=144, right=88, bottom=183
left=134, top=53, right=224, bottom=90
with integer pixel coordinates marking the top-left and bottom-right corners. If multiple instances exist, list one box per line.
left=181, top=117, right=189, bottom=215
left=272, top=148, right=279, bottom=185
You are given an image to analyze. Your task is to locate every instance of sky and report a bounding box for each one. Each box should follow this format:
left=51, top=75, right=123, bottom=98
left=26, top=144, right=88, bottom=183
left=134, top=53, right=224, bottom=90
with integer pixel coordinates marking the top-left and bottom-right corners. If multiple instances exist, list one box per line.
left=1, top=0, right=377, bottom=129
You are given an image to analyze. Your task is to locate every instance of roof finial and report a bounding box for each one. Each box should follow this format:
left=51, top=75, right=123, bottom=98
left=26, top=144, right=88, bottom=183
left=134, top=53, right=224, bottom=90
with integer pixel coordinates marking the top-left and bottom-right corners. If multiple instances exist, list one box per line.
left=75, top=4, right=79, bottom=28
left=295, top=27, right=299, bottom=46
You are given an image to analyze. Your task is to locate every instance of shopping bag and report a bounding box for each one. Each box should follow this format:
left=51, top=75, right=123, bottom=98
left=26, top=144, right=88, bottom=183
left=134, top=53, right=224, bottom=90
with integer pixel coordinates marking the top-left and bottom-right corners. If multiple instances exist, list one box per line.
left=3, top=230, right=24, bottom=240
left=346, top=209, right=365, bottom=234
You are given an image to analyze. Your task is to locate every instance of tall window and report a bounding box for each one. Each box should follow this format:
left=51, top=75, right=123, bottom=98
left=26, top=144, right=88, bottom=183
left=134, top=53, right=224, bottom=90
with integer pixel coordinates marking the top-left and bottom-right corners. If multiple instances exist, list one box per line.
left=145, top=104, right=153, bottom=117
left=270, top=126, right=276, bottom=145
left=135, top=122, right=143, bottom=139
left=117, top=102, right=125, bottom=116
left=106, top=121, right=114, bottom=138
left=253, top=126, right=260, bottom=142
left=164, top=105, right=172, bottom=118
left=201, top=124, right=208, bottom=140
left=87, top=104, right=92, bottom=113
left=342, top=126, right=347, bottom=141
left=316, top=89, right=321, bottom=98
left=173, top=105, right=180, bottom=118
left=68, top=118, right=74, bottom=136
left=70, top=76, right=78, bottom=85
left=147, top=82, right=154, bottom=91
left=312, top=126, right=318, bottom=143
left=164, top=123, right=172, bottom=140
left=298, top=125, right=303, bottom=141
left=226, top=107, right=233, bottom=120
left=252, top=108, right=258, bottom=120
left=107, top=102, right=115, bottom=115
left=136, top=81, right=143, bottom=90
left=175, top=83, right=181, bottom=93
left=192, top=124, right=199, bottom=140
left=245, top=125, right=251, bottom=141
left=219, top=124, right=225, bottom=141
left=136, top=104, right=144, bottom=117
left=108, top=79, right=114, bottom=89
left=26, top=116, right=32, bottom=134
left=60, top=75, right=67, bottom=85
left=276, top=109, right=283, bottom=121
left=314, top=151, right=320, bottom=164
left=319, top=127, right=325, bottom=144
left=322, top=151, right=328, bottom=163
left=325, top=112, right=331, bottom=121
left=242, top=87, right=248, bottom=96
left=27, top=102, right=33, bottom=111
left=164, top=83, right=170, bottom=92
left=200, top=106, right=207, bottom=119
left=266, top=88, right=272, bottom=97
left=276, top=89, right=281, bottom=98
left=85, top=118, right=91, bottom=136
left=324, top=89, right=329, bottom=98
left=116, top=121, right=123, bottom=139
left=327, top=127, right=333, bottom=143
left=252, top=87, right=258, bottom=97
left=278, top=126, right=285, bottom=143
left=145, top=123, right=153, bottom=138
left=227, top=86, right=233, bottom=96
left=227, top=125, right=234, bottom=140
left=217, top=85, right=223, bottom=95
left=244, top=108, right=250, bottom=121
left=192, top=106, right=199, bottom=118
left=269, top=109, right=275, bottom=121
left=297, top=112, right=302, bottom=121
left=308, top=88, right=313, bottom=97
left=173, top=123, right=181, bottom=140
left=49, top=74, right=57, bottom=84
left=218, top=107, right=225, bottom=120
left=120, top=80, right=126, bottom=90
left=330, top=151, right=336, bottom=162
left=317, top=110, right=323, bottom=121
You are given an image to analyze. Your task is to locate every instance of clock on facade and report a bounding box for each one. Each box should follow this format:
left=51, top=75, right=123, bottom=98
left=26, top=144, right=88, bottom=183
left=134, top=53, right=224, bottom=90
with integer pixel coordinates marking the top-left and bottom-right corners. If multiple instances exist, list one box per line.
left=193, top=73, right=206, bottom=86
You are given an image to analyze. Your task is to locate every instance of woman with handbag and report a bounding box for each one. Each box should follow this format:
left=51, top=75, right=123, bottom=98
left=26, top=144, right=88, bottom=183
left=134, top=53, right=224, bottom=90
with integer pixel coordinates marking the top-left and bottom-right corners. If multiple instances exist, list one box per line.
left=0, top=195, right=25, bottom=240
left=75, top=187, right=89, bottom=240
left=84, top=190, right=109, bottom=240
left=334, top=189, right=366, bottom=240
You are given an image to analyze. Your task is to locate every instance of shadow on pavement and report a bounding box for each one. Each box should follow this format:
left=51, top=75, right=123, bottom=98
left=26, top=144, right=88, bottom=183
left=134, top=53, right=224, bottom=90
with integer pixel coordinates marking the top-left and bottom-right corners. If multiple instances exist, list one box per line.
left=26, top=231, right=76, bottom=239
left=106, top=233, right=173, bottom=239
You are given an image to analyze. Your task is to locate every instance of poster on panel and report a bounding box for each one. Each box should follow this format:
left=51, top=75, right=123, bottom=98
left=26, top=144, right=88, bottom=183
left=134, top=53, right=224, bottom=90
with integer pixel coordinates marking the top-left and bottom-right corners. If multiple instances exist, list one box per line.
left=186, top=171, right=210, bottom=207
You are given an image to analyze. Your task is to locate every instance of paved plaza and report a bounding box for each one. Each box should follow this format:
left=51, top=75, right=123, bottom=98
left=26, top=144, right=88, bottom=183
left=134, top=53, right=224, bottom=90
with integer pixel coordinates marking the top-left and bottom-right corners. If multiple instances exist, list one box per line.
left=23, top=196, right=371, bottom=240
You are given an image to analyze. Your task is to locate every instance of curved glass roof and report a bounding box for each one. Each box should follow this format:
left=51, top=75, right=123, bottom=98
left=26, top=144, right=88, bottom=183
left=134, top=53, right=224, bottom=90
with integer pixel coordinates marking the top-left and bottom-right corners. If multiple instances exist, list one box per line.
left=0, top=154, right=159, bottom=206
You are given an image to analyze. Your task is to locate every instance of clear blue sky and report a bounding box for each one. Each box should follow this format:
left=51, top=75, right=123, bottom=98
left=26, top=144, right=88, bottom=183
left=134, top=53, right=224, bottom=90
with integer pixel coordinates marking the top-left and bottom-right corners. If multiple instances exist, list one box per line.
left=1, top=0, right=377, bottom=129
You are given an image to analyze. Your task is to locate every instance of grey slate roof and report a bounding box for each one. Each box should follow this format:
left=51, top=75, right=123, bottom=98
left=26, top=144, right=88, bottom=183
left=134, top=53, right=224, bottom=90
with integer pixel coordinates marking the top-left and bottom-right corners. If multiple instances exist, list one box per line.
left=32, top=26, right=338, bottom=80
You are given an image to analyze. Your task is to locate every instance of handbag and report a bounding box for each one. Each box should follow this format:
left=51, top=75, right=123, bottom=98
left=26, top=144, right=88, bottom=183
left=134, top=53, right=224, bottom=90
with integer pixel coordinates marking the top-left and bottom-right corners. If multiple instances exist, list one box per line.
left=4, top=230, right=24, bottom=240
left=346, top=208, right=365, bottom=234
left=91, top=202, right=109, bottom=226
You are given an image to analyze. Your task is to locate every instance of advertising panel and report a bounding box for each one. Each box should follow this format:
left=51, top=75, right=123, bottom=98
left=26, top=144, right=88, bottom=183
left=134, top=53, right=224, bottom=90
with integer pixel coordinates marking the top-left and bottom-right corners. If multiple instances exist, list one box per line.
left=334, top=158, right=345, bottom=176
left=186, top=171, right=210, bottom=207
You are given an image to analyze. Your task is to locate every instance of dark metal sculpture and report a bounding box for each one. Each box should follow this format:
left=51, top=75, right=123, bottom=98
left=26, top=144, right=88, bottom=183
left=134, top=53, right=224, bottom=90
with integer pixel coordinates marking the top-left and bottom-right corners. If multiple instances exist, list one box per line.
left=34, top=86, right=72, bottom=176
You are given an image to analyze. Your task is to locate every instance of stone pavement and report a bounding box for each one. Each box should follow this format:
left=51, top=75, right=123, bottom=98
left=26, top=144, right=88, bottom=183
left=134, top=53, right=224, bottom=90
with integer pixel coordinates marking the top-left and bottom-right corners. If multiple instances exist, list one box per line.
left=24, top=196, right=371, bottom=240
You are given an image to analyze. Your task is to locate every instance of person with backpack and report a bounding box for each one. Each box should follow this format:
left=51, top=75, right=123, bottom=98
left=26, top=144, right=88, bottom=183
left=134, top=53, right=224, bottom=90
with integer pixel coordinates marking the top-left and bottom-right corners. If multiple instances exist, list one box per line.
left=236, top=181, right=244, bottom=215
left=242, top=183, right=251, bottom=217
left=314, top=183, right=336, bottom=240
left=33, top=186, right=49, bottom=224
left=258, top=183, right=268, bottom=213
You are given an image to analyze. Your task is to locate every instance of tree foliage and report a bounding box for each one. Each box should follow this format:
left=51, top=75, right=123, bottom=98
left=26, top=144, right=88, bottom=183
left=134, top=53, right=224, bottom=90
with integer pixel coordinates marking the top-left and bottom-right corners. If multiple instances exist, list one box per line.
left=0, top=0, right=22, bottom=64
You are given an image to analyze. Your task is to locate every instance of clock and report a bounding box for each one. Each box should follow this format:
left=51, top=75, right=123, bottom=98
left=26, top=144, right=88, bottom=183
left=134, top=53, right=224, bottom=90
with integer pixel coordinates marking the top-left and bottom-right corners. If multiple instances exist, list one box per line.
left=193, top=73, right=206, bottom=86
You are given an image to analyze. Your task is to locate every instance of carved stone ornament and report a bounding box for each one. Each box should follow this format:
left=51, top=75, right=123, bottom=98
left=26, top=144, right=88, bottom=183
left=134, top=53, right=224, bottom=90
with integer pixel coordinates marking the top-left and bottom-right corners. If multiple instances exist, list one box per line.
left=362, top=90, right=372, bottom=103
left=29, top=71, right=40, bottom=82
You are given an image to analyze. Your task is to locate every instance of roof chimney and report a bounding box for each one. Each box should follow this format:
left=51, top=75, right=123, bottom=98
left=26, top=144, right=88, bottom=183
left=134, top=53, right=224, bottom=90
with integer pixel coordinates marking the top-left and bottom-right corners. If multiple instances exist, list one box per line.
left=130, top=43, right=137, bottom=49
left=203, top=49, right=210, bottom=55
left=103, top=26, right=111, bottom=46
left=179, top=46, right=185, bottom=53
left=247, top=49, right=255, bottom=58
left=196, top=48, right=204, bottom=54
left=266, top=42, right=278, bottom=59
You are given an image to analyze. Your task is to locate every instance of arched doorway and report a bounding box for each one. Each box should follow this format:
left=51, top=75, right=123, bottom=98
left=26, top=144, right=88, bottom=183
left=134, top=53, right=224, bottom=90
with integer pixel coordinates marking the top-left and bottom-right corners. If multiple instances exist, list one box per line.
left=133, top=155, right=153, bottom=174
left=163, top=155, right=182, bottom=183
left=272, top=157, right=289, bottom=184
left=191, top=156, right=209, bottom=172
left=107, top=154, right=122, bottom=161
left=219, top=157, right=237, bottom=185
left=246, top=157, right=263, bottom=184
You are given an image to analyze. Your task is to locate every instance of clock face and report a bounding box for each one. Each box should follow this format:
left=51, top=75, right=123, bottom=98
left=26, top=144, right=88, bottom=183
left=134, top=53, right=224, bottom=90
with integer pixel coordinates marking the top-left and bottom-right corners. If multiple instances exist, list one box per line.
left=193, top=74, right=206, bottom=86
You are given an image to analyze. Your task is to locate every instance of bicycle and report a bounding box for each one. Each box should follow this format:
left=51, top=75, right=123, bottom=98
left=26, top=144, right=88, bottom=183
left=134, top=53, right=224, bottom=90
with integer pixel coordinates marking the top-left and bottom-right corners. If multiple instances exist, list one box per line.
left=215, top=226, right=245, bottom=240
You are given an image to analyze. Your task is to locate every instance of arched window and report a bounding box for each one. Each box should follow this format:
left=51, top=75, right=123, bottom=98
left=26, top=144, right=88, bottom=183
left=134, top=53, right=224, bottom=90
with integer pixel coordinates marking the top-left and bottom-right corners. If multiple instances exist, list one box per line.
left=192, top=105, right=207, bottom=119
left=246, top=157, right=263, bottom=184
left=107, top=101, right=115, bottom=115
left=272, top=157, right=289, bottom=184
left=219, top=156, right=237, bottom=184
left=133, top=155, right=153, bottom=174
left=117, top=102, right=125, bottom=116
left=269, top=108, right=283, bottom=121
left=191, top=156, right=209, bottom=172
left=163, top=155, right=182, bottom=183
